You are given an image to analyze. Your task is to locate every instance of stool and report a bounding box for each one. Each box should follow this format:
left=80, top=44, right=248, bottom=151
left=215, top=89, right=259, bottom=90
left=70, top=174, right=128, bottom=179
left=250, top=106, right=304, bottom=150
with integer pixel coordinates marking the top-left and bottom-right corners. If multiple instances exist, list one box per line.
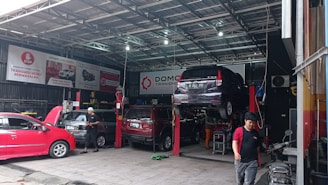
left=213, top=130, right=226, bottom=155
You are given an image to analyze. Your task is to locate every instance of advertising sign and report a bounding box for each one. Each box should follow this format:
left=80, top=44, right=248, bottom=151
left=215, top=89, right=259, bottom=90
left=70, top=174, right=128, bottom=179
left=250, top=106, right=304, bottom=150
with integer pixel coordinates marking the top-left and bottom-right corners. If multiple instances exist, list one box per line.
left=139, top=69, right=184, bottom=95
left=46, top=55, right=77, bottom=88
left=75, top=62, right=100, bottom=91
left=6, top=45, right=120, bottom=92
left=6, top=45, right=47, bottom=85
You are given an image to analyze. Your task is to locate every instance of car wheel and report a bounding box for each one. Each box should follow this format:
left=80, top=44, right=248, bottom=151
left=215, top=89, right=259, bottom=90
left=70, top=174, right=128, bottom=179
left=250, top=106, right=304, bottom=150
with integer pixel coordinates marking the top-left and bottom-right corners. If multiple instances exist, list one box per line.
left=191, top=129, right=201, bottom=144
left=219, top=101, right=233, bottom=120
left=159, top=132, right=172, bottom=151
left=97, top=134, right=106, bottom=148
left=49, top=141, right=68, bottom=158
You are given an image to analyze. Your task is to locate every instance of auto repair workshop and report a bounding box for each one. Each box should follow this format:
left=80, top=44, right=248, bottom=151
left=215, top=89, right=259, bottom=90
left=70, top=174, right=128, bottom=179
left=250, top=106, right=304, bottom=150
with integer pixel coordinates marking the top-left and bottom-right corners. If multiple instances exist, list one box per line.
left=0, top=0, right=327, bottom=185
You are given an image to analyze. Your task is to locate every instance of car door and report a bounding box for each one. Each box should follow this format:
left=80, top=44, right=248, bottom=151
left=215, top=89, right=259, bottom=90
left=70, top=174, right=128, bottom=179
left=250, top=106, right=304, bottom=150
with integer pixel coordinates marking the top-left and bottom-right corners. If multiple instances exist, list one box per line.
left=6, top=117, right=48, bottom=158
left=0, top=118, right=9, bottom=159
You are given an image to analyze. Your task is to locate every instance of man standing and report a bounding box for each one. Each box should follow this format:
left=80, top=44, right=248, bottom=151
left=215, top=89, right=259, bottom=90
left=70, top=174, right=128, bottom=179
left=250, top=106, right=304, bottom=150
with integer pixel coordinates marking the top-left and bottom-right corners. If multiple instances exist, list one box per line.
left=81, top=107, right=100, bottom=153
left=232, top=112, right=261, bottom=185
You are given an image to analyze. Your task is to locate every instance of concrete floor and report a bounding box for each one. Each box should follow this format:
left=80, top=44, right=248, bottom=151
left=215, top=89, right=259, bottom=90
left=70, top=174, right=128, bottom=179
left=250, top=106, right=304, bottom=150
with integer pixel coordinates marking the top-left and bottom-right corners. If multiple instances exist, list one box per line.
left=0, top=140, right=271, bottom=185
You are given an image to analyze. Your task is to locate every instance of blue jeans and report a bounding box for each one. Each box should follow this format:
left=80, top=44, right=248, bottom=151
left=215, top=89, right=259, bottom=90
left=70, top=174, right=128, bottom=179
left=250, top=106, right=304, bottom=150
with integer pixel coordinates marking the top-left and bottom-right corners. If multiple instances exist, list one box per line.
left=234, top=160, right=258, bottom=185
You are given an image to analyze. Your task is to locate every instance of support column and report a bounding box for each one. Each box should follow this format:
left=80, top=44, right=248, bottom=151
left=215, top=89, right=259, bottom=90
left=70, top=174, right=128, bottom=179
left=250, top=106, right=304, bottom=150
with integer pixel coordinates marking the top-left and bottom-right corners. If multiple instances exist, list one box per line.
left=172, top=107, right=180, bottom=156
left=115, top=89, right=123, bottom=148
left=296, top=0, right=304, bottom=184
left=325, top=0, right=328, bottom=172
left=76, top=90, right=81, bottom=110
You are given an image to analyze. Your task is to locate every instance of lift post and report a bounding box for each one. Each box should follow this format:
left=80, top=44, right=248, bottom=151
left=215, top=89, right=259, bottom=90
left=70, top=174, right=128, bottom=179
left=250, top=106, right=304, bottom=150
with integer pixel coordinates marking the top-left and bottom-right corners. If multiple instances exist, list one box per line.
left=172, top=106, right=181, bottom=156
left=115, top=88, right=123, bottom=148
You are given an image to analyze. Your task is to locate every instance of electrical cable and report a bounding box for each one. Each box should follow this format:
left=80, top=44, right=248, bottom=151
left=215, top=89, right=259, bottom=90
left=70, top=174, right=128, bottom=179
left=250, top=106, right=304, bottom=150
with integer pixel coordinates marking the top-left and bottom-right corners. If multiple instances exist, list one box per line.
left=122, top=47, right=128, bottom=112
left=255, top=7, right=270, bottom=129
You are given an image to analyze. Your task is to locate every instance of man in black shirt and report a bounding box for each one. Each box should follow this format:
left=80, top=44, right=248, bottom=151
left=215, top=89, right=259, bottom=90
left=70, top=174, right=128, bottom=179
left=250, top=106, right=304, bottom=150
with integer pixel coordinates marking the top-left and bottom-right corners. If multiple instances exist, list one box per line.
left=81, top=107, right=100, bottom=153
left=232, top=112, right=261, bottom=185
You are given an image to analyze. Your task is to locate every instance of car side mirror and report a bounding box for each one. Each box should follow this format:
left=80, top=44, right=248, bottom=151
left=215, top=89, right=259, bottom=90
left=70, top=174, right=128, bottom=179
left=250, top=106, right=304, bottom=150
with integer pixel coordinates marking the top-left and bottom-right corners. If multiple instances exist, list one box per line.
left=41, top=125, right=48, bottom=132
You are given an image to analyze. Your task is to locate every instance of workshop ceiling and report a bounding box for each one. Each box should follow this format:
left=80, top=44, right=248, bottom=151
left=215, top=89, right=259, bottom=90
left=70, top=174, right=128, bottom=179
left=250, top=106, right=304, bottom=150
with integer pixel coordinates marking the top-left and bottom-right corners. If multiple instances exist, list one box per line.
left=0, top=0, right=282, bottom=72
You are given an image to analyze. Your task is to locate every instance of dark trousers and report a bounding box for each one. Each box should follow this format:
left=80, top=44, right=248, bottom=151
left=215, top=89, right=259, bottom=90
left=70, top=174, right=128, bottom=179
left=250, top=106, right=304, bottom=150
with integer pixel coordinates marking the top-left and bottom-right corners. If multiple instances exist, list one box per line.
left=85, top=129, right=97, bottom=148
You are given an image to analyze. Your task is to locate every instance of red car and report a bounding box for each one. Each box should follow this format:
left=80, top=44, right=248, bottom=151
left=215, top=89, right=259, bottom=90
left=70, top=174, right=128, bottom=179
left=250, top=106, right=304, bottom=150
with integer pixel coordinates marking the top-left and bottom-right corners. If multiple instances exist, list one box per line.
left=0, top=111, right=76, bottom=160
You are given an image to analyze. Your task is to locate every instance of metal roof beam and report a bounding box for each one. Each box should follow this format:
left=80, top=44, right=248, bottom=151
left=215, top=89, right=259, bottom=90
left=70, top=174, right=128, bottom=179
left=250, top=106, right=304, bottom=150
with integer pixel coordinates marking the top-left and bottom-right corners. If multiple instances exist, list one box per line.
left=218, top=0, right=267, bottom=57
left=0, top=0, right=71, bottom=25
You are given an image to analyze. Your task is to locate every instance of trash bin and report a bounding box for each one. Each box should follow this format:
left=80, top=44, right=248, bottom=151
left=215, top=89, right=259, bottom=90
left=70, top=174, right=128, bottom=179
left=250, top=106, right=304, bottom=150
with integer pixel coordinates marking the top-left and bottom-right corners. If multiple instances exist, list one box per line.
left=311, top=172, right=328, bottom=185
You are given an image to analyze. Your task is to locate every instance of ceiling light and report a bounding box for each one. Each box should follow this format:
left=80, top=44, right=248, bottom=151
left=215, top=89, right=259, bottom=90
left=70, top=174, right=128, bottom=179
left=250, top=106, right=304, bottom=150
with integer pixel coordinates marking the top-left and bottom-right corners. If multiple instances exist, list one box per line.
left=218, top=31, right=223, bottom=37
left=125, top=45, right=130, bottom=51
left=164, top=39, right=169, bottom=45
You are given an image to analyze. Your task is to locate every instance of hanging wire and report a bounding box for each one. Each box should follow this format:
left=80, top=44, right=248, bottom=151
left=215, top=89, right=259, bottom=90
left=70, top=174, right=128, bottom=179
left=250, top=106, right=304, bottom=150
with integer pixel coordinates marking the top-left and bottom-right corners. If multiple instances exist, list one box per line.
left=122, top=48, right=128, bottom=111
left=255, top=7, right=270, bottom=129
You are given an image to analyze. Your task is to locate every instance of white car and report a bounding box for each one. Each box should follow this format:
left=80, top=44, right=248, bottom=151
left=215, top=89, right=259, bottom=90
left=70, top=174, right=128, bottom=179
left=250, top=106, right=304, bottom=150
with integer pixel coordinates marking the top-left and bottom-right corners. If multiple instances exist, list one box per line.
left=58, top=69, right=75, bottom=80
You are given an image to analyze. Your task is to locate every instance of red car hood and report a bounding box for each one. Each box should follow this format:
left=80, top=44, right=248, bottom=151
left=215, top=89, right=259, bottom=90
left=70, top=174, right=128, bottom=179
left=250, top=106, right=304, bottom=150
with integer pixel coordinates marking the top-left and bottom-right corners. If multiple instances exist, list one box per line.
left=43, top=106, right=63, bottom=126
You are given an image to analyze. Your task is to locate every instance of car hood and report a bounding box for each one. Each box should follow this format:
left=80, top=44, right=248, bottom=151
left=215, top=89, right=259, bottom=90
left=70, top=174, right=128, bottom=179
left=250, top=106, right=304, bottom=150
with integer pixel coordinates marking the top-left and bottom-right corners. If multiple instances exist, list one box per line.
left=43, top=106, right=63, bottom=126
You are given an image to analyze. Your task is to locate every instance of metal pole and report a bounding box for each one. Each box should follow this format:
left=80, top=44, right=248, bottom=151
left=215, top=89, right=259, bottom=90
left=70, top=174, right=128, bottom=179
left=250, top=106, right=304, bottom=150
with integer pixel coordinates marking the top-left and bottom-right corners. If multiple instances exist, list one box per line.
left=296, top=0, right=304, bottom=184
left=325, top=0, right=328, bottom=173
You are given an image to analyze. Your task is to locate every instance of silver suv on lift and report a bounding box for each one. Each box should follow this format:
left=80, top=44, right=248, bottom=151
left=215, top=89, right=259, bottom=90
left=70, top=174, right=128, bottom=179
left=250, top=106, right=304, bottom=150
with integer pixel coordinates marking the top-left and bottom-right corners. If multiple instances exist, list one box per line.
left=173, top=65, right=248, bottom=120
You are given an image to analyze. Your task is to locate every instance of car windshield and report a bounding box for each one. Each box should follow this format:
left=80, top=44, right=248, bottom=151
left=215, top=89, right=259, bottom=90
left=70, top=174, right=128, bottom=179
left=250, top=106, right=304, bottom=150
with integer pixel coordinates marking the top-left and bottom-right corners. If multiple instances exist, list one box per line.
left=63, top=112, right=86, bottom=121
left=125, top=109, right=151, bottom=119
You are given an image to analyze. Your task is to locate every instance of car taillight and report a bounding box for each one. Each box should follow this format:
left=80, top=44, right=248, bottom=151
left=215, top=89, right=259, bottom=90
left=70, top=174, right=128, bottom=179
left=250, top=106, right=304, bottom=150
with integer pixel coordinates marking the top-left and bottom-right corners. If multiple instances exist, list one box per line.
left=177, top=73, right=182, bottom=88
left=142, top=120, right=154, bottom=129
left=216, top=70, right=222, bottom=86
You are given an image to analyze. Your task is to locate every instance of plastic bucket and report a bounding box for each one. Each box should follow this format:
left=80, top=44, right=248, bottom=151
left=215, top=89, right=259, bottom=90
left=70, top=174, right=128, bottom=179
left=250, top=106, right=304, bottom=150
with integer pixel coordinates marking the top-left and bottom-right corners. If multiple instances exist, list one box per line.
left=311, top=172, right=328, bottom=185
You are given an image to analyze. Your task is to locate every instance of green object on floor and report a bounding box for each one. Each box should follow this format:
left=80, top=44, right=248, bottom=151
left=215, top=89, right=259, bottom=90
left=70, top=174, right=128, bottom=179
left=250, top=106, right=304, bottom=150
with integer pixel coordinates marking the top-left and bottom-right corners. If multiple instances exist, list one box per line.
left=151, top=153, right=169, bottom=160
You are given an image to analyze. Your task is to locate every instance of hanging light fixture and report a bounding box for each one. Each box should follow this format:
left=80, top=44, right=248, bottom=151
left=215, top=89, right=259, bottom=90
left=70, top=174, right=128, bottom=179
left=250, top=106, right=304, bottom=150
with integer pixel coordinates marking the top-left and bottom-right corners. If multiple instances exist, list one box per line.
left=125, top=45, right=130, bottom=51
left=164, top=38, right=169, bottom=45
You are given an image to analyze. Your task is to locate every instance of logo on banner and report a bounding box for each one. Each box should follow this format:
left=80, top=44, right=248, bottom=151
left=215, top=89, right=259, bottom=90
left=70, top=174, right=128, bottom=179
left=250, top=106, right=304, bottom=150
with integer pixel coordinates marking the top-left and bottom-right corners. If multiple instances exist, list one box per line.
left=21, top=51, right=34, bottom=65
left=141, top=76, right=152, bottom=90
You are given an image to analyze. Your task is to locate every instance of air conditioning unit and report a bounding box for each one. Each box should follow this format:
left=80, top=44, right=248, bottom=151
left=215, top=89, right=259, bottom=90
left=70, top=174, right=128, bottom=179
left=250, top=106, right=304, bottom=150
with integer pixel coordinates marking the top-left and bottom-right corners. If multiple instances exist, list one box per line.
left=271, top=75, right=290, bottom=88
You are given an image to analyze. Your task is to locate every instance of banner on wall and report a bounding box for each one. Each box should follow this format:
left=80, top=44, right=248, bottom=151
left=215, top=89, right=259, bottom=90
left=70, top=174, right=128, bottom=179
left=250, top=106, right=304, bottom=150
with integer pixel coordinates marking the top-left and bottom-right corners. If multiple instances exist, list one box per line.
left=6, top=45, right=47, bottom=85
left=6, top=45, right=120, bottom=93
left=139, top=69, right=185, bottom=95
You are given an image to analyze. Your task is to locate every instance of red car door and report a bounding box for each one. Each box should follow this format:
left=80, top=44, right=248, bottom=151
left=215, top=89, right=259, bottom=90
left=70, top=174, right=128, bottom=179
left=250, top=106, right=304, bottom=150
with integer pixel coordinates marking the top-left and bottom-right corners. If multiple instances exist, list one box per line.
left=0, top=119, right=9, bottom=159
left=6, top=117, right=49, bottom=158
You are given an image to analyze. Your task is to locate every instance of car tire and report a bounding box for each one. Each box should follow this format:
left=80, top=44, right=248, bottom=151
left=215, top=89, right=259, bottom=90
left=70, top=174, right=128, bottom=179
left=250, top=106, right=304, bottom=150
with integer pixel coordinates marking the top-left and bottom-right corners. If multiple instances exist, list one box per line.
left=49, top=141, right=68, bottom=158
left=159, top=132, right=172, bottom=151
left=191, top=129, right=201, bottom=144
left=219, top=101, right=233, bottom=120
left=97, top=134, right=106, bottom=148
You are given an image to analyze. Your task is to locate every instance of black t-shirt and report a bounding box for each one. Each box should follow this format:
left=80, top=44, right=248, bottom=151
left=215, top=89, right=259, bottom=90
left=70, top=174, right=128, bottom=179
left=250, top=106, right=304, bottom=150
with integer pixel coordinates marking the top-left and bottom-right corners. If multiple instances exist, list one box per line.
left=240, top=127, right=260, bottom=163
left=86, top=113, right=100, bottom=132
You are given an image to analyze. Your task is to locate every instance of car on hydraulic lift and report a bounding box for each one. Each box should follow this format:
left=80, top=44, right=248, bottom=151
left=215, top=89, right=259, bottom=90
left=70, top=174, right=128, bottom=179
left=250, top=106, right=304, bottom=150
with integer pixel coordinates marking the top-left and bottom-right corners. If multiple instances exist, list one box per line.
left=173, top=65, right=248, bottom=120
left=122, top=105, right=202, bottom=151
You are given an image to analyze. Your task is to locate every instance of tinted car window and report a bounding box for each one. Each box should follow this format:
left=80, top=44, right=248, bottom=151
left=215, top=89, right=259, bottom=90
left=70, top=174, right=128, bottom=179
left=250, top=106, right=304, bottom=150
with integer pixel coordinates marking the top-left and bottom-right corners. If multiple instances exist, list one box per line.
left=125, top=109, right=151, bottom=119
left=181, top=67, right=218, bottom=79
left=8, top=118, right=40, bottom=130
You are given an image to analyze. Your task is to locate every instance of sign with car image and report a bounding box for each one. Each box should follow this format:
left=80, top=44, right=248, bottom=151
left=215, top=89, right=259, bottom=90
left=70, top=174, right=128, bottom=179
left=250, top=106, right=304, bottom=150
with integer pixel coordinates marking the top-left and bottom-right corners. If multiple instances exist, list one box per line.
left=6, top=45, right=120, bottom=92
left=75, top=62, right=100, bottom=91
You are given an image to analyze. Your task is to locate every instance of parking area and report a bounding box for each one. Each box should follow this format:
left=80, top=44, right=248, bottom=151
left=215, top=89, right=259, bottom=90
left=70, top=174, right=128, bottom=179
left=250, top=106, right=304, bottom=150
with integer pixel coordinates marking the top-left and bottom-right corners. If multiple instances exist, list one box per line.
left=0, top=143, right=270, bottom=185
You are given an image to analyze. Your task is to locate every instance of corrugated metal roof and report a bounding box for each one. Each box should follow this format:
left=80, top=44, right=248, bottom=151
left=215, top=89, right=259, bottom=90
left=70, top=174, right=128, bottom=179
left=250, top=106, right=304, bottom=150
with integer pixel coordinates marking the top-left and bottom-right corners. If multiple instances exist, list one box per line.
left=0, top=0, right=282, bottom=72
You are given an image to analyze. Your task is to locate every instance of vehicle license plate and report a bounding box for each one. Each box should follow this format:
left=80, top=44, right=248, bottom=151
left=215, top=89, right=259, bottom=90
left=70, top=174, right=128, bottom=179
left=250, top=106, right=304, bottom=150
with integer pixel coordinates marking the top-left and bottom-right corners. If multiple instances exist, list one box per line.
left=130, top=122, right=140, bottom=128
left=65, top=125, right=75, bottom=130
left=187, top=82, right=203, bottom=89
